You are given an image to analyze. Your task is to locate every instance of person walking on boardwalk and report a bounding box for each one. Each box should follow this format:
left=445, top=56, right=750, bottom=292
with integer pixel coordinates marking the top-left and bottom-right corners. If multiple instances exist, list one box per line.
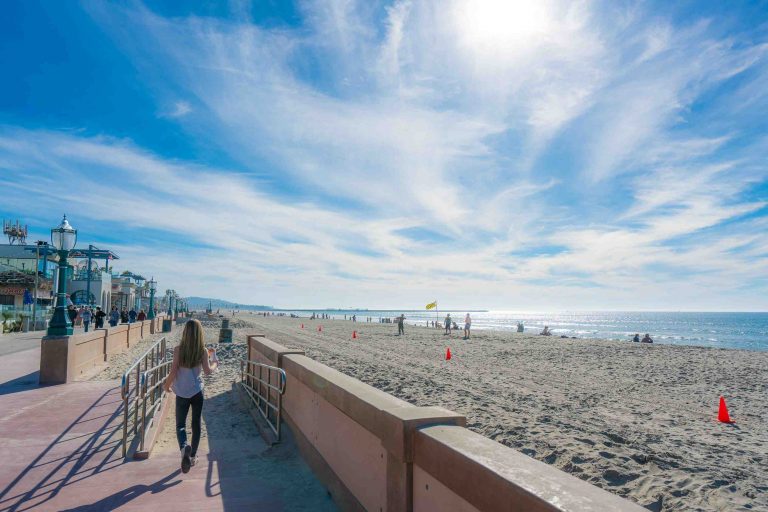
left=109, top=306, right=119, bottom=327
left=120, top=308, right=129, bottom=324
left=81, top=307, right=92, bottom=333
left=444, top=313, right=452, bottom=335
left=137, top=309, right=146, bottom=321
left=128, top=308, right=137, bottom=323
left=94, top=307, right=106, bottom=329
left=397, top=314, right=405, bottom=336
left=164, top=319, right=218, bottom=473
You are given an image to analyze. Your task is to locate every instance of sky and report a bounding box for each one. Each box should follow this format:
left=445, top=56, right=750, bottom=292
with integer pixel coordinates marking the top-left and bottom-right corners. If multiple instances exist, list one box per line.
left=1, top=0, right=767, bottom=311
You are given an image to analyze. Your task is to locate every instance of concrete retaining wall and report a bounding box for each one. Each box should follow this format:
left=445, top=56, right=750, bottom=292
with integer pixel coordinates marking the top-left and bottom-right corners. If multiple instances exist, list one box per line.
left=40, top=314, right=170, bottom=385
left=246, top=335, right=645, bottom=512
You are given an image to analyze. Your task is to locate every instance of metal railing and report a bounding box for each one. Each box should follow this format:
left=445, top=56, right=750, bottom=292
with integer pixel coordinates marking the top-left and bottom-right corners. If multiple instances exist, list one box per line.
left=120, top=337, right=170, bottom=457
left=240, top=359, right=287, bottom=440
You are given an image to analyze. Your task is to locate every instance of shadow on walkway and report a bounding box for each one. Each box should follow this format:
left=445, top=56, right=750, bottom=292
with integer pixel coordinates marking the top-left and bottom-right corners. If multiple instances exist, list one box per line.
left=0, top=371, right=39, bottom=396
left=200, top=386, right=337, bottom=511
left=0, top=385, right=181, bottom=512
left=58, top=470, right=182, bottom=511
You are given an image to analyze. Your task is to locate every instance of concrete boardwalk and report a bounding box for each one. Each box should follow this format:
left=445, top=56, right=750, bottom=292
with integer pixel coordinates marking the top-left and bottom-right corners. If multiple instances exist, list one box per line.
left=0, top=348, right=337, bottom=511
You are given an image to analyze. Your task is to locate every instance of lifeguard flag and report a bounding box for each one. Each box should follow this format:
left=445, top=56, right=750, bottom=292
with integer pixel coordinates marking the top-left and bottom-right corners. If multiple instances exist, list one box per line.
left=426, top=301, right=437, bottom=310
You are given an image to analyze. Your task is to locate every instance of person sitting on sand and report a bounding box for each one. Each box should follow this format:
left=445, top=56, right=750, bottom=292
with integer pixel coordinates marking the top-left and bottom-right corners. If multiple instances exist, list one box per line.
left=164, top=319, right=219, bottom=474
left=517, top=321, right=524, bottom=333
left=632, top=333, right=640, bottom=343
left=540, top=326, right=552, bottom=336
left=641, top=333, right=653, bottom=343
left=444, top=314, right=452, bottom=335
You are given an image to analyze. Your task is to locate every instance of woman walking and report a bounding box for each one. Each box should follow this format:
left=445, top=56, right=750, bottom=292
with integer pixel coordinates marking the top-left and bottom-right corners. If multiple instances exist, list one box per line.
left=164, top=319, right=218, bottom=473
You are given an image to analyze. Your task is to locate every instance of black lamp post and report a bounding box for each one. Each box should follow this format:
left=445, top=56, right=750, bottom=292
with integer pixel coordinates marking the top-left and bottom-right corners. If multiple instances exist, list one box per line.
left=148, top=278, right=157, bottom=320
left=47, top=215, right=77, bottom=336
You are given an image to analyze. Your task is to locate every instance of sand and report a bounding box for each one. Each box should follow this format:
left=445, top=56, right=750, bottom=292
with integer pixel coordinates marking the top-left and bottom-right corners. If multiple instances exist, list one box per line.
left=238, top=313, right=767, bottom=512
left=91, top=314, right=767, bottom=511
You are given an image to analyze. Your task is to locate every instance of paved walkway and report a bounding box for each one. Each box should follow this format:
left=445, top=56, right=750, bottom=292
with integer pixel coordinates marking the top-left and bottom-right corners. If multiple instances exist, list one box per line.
left=0, top=348, right=337, bottom=511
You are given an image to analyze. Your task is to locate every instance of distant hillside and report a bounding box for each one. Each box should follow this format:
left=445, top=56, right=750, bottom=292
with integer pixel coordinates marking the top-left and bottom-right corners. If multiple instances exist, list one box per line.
left=184, top=296, right=273, bottom=311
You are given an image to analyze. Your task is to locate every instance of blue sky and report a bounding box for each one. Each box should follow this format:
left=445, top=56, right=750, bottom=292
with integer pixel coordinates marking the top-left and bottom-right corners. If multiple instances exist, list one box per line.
left=1, top=0, right=767, bottom=310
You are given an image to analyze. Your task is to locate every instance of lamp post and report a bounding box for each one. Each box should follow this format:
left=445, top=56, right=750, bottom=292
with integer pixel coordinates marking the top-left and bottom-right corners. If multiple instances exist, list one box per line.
left=148, top=278, right=157, bottom=320
left=173, top=293, right=179, bottom=319
left=47, top=215, right=77, bottom=336
left=167, top=290, right=173, bottom=317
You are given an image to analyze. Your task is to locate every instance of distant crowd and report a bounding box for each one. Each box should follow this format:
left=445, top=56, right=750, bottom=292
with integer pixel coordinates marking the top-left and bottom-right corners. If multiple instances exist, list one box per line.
left=65, top=304, right=154, bottom=332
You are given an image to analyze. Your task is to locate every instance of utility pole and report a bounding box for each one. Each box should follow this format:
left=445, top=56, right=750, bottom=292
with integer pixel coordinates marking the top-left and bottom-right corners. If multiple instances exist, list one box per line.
left=33, top=242, right=40, bottom=331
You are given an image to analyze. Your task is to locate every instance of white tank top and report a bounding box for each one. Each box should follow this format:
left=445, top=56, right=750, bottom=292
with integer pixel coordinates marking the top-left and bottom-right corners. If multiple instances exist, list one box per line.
left=173, top=365, right=203, bottom=398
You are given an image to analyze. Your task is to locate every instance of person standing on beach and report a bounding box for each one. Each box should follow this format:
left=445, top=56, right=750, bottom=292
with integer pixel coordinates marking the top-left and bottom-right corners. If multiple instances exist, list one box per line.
left=464, top=313, right=472, bottom=340
left=164, top=319, right=218, bottom=474
left=397, top=314, right=405, bottom=336
left=444, top=314, right=452, bottom=335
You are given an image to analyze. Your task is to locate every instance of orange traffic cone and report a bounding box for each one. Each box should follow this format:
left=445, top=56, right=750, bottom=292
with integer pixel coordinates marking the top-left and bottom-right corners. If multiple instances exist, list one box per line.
left=445, top=347, right=452, bottom=360
left=352, top=331, right=357, bottom=339
left=718, top=396, right=734, bottom=423
left=318, top=325, right=323, bottom=332
left=301, top=323, right=304, bottom=329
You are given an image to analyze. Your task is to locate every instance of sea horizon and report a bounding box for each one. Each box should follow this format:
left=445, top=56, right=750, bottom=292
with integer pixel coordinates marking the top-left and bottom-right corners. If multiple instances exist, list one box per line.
left=239, top=309, right=768, bottom=352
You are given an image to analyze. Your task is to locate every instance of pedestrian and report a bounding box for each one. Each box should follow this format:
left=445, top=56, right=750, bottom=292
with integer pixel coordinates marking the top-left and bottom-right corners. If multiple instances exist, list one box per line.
left=67, top=305, right=78, bottom=326
left=464, top=313, right=472, bottom=340
left=81, top=307, right=92, bottom=332
left=120, top=308, right=129, bottom=324
left=129, top=308, right=137, bottom=323
left=444, top=313, right=452, bottom=335
left=163, top=319, right=218, bottom=474
left=94, top=307, right=106, bottom=329
left=137, top=309, right=146, bottom=321
left=109, top=307, right=119, bottom=327
left=397, top=314, right=405, bottom=336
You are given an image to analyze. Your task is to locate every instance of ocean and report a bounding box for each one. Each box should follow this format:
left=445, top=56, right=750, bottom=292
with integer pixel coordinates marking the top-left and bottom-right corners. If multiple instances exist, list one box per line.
left=274, top=310, right=768, bottom=351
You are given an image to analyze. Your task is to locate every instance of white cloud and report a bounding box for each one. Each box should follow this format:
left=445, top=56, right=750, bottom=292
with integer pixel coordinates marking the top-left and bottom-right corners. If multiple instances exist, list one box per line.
left=6, top=0, right=766, bottom=309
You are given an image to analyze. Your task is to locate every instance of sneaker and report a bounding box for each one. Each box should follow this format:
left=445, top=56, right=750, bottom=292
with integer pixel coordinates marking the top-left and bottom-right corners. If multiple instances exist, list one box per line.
left=190, top=456, right=198, bottom=467
left=181, top=444, right=192, bottom=473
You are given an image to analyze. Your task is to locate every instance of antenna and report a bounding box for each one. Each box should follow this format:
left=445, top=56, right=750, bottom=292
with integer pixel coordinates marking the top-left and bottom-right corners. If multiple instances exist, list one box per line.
left=3, top=219, right=28, bottom=245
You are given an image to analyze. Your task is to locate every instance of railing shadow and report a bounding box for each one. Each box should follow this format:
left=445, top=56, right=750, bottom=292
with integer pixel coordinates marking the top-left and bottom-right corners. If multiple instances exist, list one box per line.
left=57, top=470, right=181, bottom=511
left=0, top=386, right=133, bottom=511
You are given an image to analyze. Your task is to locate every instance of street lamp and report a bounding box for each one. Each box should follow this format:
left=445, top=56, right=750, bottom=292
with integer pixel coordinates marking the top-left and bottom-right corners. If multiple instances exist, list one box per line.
left=167, top=290, right=173, bottom=317
left=47, top=215, right=77, bottom=336
left=173, top=292, right=179, bottom=318
left=148, top=278, right=157, bottom=320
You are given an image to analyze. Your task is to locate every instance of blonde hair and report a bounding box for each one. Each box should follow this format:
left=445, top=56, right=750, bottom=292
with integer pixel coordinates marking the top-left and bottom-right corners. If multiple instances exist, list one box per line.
left=179, top=319, right=206, bottom=368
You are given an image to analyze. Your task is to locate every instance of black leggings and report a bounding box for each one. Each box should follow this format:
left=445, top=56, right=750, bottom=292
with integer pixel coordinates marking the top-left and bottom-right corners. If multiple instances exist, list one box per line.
left=175, top=392, right=203, bottom=456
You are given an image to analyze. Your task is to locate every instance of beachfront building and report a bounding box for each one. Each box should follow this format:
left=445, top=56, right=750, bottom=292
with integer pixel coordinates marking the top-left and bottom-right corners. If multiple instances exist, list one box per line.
left=0, top=244, right=57, bottom=310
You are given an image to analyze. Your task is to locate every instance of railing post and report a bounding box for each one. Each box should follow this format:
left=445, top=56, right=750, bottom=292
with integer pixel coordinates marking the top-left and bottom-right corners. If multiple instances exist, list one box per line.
left=122, top=376, right=129, bottom=457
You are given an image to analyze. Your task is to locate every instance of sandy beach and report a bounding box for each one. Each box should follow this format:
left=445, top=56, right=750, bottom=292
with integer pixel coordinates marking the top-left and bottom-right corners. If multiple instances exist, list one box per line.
left=92, top=314, right=767, bottom=511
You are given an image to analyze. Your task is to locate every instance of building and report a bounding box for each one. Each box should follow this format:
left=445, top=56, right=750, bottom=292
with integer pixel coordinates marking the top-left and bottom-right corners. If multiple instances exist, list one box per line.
left=0, top=245, right=56, bottom=309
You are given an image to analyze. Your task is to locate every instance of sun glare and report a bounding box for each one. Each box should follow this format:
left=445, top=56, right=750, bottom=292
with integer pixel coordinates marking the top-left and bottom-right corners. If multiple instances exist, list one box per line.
left=456, top=0, right=552, bottom=49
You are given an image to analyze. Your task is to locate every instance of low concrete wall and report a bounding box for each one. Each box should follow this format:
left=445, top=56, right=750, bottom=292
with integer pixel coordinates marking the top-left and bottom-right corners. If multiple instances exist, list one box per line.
left=246, top=335, right=645, bottom=512
left=40, top=314, right=173, bottom=385
left=105, top=324, right=129, bottom=355
left=248, top=336, right=465, bottom=512
left=128, top=322, right=142, bottom=346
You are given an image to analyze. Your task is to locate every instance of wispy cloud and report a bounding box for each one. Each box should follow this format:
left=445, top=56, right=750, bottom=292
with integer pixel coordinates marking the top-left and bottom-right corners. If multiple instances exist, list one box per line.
left=1, top=0, right=767, bottom=309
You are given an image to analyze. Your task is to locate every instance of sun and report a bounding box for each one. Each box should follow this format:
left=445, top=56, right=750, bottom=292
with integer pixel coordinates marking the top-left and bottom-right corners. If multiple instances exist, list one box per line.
left=455, top=0, right=552, bottom=50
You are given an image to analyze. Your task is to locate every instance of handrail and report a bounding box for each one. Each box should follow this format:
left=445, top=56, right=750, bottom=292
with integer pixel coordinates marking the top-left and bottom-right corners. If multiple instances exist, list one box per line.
left=239, top=359, right=287, bottom=440
left=121, top=336, right=168, bottom=457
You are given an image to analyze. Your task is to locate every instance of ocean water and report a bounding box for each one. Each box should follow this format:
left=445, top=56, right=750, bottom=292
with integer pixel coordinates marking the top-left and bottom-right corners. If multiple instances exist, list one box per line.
left=275, top=310, right=768, bottom=352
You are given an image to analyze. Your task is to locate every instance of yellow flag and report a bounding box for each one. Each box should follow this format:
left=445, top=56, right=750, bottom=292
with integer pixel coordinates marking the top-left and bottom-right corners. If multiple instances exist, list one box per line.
left=426, top=301, right=437, bottom=310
